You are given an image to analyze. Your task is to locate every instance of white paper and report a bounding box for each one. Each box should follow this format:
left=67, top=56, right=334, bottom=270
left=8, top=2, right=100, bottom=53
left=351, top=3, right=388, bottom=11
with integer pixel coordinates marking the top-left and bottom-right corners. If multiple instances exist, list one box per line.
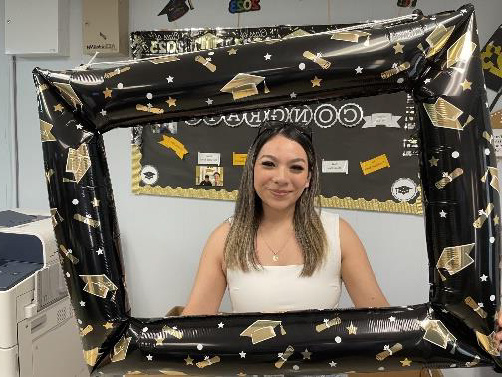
left=322, top=160, right=349, bottom=174
left=198, top=152, right=221, bottom=165
left=494, top=129, right=502, bottom=158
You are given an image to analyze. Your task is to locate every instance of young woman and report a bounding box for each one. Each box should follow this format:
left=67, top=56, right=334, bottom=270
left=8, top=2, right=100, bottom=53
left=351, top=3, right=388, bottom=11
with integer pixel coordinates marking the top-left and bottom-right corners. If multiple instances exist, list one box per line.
left=182, top=121, right=388, bottom=315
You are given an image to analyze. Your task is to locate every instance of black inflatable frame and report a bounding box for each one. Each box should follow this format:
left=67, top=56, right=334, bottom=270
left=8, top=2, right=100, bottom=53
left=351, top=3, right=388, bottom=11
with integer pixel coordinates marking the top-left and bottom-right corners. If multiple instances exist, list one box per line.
left=34, top=4, right=502, bottom=375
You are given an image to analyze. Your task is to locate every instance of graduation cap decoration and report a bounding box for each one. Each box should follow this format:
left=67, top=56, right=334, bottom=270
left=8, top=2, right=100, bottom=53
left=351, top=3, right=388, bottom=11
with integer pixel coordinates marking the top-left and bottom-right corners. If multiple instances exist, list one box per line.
left=220, top=73, right=270, bottom=100
left=240, top=319, right=286, bottom=344
left=158, top=0, right=194, bottom=22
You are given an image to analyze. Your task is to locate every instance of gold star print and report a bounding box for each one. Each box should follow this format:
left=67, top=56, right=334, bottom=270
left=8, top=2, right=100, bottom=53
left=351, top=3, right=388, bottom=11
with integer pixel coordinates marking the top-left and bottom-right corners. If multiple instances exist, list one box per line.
left=346, top=322, right=357, bottom=335
left=103, top=87, right=113, bottom=98
left=184, top=355, right=194, bottom=365
left=155, top=337, right=164, bottom=346
left=311, top=76, right=322, bottom=87
left=228, top=48, right=238, bottom=55
left=103, top=322, right=114, bottom=330
left=53, top=103, right=64, bottom=112
left=166, top=96, right=177, bottom=107
left=460, top=79, right=472, bottom=91
left=91, top=197, right=100, bottom=207
left=429, top=156, right=439, bottom=166
left=301, top=348, right=312, bottom=359
left=401, top=358, right=412, bottom=367
left=494, top=215, right=500, bottom=225
left=393, top=42, right=404, bottom=54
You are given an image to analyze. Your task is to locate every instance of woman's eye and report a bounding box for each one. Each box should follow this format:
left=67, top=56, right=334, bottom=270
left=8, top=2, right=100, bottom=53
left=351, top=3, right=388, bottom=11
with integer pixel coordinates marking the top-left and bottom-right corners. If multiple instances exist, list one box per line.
left=291, top=165, right=305, bottom=171
left=261, top=161, right=274, bottom=167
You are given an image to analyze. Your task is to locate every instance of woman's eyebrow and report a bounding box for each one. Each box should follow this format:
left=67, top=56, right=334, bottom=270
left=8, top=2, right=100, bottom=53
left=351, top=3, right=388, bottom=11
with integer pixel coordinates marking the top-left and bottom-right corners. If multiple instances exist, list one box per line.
left=258, top=154, right=277, bottom=160
left=258, top=155, right=306, bottom=164
left=289, top=158, right=307, bottom=164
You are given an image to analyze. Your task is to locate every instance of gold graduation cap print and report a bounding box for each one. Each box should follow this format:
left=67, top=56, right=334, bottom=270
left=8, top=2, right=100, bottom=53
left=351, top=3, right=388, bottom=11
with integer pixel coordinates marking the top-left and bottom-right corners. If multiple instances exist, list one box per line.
left=79, top=274, right=119, bottom=299
left=50, top=208, right=63, bottom=228
left=240, top=319, right=286, bottom=344
left=423, top=98, right=465, bottom=130
left=221, top=73, right=269, bottom=100
left=83, top=347, right=100, bottom=366
left=447, top=32, right=477, bottom=68
left=283, top=28, right=311, bottom=39
left=111, top=335, right=132, bottom=362
left=420, top=319, right=457, bottom=349
left=194, top=32, right=224, bottom=50
left=66, top=144, right=91, bottom=184
left=425, top=24, right=455, bottom=58
left=40, top=120, right=56, bottom=142
left=476, top=331, right=500, bottom=356
left=330, top=30, right=371, bottom=45
left=481, top=167, right=500, bottom=192
left=436, top=243, right=475, bottom=280
left=53, top=82, right=83, bottom=109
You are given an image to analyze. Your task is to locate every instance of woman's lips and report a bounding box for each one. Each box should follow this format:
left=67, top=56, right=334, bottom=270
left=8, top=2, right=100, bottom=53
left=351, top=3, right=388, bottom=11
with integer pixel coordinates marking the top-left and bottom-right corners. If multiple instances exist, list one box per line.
left=270, top=189, right=290, bottom=197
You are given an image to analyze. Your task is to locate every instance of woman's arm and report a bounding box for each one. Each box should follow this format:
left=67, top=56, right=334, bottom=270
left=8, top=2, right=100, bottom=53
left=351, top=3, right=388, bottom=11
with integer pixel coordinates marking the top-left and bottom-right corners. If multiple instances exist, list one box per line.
left=339, top=218, right=389, bottom=308
left=181, top=222, right=229, bottom=315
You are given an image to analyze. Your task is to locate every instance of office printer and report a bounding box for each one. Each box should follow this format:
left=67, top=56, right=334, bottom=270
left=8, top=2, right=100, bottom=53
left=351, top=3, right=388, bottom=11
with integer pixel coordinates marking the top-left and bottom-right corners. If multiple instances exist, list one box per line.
left=0, top=210, right=88, bottom=377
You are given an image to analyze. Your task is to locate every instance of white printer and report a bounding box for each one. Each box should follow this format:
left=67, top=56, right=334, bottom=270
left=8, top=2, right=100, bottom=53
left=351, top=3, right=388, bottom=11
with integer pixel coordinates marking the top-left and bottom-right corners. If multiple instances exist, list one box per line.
left=0, top=210, right=88, bottom=377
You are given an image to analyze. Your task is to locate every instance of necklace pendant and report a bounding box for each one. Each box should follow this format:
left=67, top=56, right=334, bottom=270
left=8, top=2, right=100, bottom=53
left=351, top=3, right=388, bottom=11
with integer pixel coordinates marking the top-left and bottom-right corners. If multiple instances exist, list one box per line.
left=272, top=255, right=279, bottom=262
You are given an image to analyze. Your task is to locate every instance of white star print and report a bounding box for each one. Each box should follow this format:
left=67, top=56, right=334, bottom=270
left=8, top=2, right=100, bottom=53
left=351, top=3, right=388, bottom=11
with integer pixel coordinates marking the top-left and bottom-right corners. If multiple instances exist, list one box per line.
left=478, top=302, right=484, bottom=308
left=142, top=327, right=148, bottom=332
left=146, top=354, right=153, bottom=361
left=290, top=92, right=297, bottom=98
left=218, top=322, right=224, bottom=328
left=389, top=316, right=396, bottom=322
left=439, top=210, right=447, bottom=218
left=96, top=248, right=103, bottom=255
left=76, top=124, right=83, bottom=129
left=66, top=272, right=70, bottom=278
left=355, top=66, right=363, bottom=74
left=480, top=274, right=488, bottom=282
left=329, top=361, right=337, bottom=367
left=206, top=98, right=213, bottom=105
left=80, top=301, right=86, bottom=307
left=424, top=78, right=431, bottom=84
left=100, top=109, right=107, bottom=116
left=166, top=76, right=174, bottom=83
left=239, top=351, right=246, bottom=358
left=264, top=53, right=272, bottom=60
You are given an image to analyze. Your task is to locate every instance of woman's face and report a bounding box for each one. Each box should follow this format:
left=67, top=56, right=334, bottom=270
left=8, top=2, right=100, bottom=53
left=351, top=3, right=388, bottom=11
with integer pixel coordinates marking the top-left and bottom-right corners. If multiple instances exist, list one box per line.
left=253, top=134, right=311, bottom=212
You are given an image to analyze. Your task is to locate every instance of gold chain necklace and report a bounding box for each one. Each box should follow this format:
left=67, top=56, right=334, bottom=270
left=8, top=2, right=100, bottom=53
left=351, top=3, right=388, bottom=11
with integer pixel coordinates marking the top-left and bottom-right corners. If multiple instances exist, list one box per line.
left=260, top=228, right=292, bottom=262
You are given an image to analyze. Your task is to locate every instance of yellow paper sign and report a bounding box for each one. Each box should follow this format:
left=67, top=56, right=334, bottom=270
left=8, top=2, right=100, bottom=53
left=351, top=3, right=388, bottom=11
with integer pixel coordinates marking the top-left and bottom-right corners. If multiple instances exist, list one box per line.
left=158, top=135, right=188, bottom=159
left=360, top=154, right=390, bottom=175
left=233, top=153, right=247, bottom=166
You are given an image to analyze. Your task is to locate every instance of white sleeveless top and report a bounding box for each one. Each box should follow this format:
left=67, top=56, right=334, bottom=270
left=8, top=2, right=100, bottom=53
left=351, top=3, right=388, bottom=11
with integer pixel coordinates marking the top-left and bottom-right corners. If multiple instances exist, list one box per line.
left=226, top=212, right=342, bottom=313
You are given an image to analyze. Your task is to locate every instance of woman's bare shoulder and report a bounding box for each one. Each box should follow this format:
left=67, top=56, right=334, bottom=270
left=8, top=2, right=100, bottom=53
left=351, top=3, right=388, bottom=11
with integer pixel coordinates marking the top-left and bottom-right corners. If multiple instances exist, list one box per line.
left=203, top=220, right=231, bottom=259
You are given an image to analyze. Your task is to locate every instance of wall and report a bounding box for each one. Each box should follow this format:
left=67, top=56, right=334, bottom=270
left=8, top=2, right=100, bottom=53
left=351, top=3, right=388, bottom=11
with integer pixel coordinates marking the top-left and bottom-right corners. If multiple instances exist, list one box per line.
left=0, top=2, right=13, bottom=210
left=5, top=1, right=502, bottom=376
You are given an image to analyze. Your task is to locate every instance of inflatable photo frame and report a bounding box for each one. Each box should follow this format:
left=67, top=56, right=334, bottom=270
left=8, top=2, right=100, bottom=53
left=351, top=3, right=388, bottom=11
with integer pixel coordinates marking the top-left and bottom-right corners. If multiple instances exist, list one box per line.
left=33, top=4, right=502, bottom=375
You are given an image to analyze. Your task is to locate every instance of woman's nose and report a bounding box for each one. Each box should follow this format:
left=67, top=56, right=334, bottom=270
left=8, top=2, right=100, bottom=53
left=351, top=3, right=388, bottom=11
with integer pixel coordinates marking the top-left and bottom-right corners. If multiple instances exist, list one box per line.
left=272, top=167, right=288, bottom=184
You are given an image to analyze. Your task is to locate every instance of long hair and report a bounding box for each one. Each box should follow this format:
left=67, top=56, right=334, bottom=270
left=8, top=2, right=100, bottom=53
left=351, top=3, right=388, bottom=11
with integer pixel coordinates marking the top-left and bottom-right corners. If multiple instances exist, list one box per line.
left=224, top=122, right=327, bottom=277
